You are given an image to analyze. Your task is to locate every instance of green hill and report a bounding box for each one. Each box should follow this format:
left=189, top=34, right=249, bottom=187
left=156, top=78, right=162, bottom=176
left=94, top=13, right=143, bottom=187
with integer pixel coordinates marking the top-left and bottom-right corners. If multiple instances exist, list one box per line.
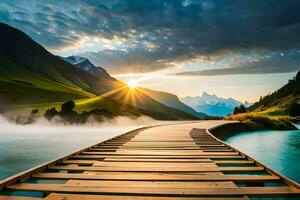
left=225, top=71, right=299, bottom=131
left=249, top=70, right=300, bottom=116
left=0, top=22, right=119, bottom=107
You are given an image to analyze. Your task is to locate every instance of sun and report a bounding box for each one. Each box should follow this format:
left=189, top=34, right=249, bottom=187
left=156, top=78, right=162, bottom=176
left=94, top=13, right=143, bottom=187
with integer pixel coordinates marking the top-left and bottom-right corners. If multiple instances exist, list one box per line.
left=127, top=79, right=138, bottom=89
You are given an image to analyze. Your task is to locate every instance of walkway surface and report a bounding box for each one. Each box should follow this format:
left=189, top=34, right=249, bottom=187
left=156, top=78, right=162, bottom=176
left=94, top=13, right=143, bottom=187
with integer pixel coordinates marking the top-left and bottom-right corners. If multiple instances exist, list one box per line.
left=0, top=121, right=299, bottom=199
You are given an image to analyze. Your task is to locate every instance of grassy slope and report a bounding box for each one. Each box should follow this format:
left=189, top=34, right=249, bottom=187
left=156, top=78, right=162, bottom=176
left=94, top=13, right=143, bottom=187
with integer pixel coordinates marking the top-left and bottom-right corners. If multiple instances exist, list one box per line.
left=225, top=71, right=300, bottom=130
left=9, top=96, right=195, bottom=120
left=0, top=52, right=94, bottom=108
left=0, top=22, right=121, bottom=96
left=225, top=95, right=299, bottom=130
left=248, top=70, right=300, bottom=117
left=250, top=95, right=300, bottom=116
left=226, top=94, right=300, bottom=122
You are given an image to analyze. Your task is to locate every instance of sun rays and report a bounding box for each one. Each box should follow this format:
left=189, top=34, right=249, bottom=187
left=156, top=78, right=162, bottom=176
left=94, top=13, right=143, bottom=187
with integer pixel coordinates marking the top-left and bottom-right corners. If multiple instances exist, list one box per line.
left=127, top=79, right=138, bottom=89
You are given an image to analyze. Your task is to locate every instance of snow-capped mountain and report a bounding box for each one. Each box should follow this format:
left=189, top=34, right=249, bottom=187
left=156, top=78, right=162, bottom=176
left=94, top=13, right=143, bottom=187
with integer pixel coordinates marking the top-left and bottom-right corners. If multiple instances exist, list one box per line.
left=181, top=92, right=251, bottom=116
left=64, top=55, right=86, bottom=65
left=63, top=56, right=113, bottom=80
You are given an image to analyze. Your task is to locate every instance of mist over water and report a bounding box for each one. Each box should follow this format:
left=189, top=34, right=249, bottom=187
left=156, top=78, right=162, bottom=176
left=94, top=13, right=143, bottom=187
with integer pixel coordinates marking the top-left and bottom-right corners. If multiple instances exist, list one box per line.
left=0, top=115, right=162, bottom=179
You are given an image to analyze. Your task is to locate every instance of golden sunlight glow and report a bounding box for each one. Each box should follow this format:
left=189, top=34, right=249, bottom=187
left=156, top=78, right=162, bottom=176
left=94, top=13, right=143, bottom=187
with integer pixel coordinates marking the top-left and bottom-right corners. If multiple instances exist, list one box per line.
left=127, top=79, right=138, bottom=89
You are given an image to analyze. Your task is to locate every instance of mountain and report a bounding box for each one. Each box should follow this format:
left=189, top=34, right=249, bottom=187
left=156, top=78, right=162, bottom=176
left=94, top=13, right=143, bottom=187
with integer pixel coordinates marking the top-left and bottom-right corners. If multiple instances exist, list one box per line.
left=63, top=56, right=114, bottom=81
left=181, top=92, right=246, bottom=116
left=64, top=56, right=201, bottom=119
left=141, top=88, right=207, bottom=118
left=249, top=70, right=300, bottom=116
left=63, top=56, right=197, bottom=119
left=0, top=22, right=196, bottom=120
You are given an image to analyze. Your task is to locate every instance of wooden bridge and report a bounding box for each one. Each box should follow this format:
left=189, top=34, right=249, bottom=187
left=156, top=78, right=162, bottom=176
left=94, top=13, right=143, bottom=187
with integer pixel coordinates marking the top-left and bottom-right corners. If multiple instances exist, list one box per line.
left=0, top=122, right=300, bottom=199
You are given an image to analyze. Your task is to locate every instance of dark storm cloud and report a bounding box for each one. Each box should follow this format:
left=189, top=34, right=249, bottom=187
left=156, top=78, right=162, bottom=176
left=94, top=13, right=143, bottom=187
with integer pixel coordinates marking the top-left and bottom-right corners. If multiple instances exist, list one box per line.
left=0, top=0, right=300, bottom=73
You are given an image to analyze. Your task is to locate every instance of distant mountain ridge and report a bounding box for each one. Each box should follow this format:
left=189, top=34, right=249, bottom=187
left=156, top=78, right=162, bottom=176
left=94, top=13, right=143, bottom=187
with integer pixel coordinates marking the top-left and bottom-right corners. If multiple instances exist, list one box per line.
left=141, top=88, right=207, bottom=118
left=181, top=92, right=250, bottom=116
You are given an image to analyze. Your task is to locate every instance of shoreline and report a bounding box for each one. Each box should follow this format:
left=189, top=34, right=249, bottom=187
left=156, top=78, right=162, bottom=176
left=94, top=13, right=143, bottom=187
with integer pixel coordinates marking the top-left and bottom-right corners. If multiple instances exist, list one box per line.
left=209, top=120, right=298, bottom=141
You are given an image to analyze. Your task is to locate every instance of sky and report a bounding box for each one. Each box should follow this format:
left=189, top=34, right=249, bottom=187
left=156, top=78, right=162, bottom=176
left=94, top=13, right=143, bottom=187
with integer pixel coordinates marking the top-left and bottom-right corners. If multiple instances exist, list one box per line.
left=0, top=0, right=299, bottom=102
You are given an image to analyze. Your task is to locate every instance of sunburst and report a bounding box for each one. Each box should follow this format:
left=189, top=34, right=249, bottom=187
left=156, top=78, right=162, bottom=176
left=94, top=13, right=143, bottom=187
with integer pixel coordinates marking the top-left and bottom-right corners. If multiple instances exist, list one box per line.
left=127, top=79, right=138, bottom=89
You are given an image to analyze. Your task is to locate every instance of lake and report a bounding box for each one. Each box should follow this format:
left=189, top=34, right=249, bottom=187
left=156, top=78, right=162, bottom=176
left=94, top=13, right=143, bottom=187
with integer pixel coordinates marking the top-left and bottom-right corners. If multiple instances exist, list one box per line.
left=225, top=125, right=300, bottom=183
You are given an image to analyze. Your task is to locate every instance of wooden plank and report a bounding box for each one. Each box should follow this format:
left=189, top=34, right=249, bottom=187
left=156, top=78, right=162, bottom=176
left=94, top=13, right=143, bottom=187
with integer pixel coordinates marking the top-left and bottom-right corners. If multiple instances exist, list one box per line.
left=45, top=193, right=249, bottom=200
left=81, top=151, right=239, bottom=156
left=92, top=161, right=217, bottom=167
left=71, top=155, right=246, bottom=159
left=82, top=172, right=225, bottom=176
left=202, top=149, right=234, bottom=152
left=49, top=165, right=264, bottom=172
left=122, top=143, right=221, bottom=146
left=121, top=146, right=207, bottom=149
left=213, top=160, right=254, bottom=164
left=49, top=165, right=221, bottom=172
left=91, top=148, right=233, bottom=151
left=103, top=158, right=213, bottom=163
left=62, top=160, right=214, bottom=165
left=33, top=172, right=280, bottom=182
left=8, top=184, right=300, bottom=196
left=102, top=158, right=253, bottom=164
left=65, top=180, right=237, bottom=188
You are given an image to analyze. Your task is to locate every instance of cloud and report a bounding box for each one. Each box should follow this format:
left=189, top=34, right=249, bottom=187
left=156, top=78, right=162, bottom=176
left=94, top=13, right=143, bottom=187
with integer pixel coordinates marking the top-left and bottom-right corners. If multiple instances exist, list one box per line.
left=175, top=50, right=300, bottom=76
left=0, top=0, right=300, bottom=74
left=175, top=65, right=300, bottom=76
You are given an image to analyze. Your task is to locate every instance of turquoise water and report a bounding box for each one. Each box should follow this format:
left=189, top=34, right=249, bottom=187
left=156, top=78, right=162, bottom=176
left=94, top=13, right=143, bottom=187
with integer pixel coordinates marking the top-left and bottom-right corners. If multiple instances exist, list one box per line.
left=225, top=125, right=300, bottom=183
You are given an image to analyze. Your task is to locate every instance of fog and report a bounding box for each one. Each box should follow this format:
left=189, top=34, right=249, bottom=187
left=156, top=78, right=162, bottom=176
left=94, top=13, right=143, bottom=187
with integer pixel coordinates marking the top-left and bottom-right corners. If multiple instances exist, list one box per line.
left=0, top=115, right=164, bottom=179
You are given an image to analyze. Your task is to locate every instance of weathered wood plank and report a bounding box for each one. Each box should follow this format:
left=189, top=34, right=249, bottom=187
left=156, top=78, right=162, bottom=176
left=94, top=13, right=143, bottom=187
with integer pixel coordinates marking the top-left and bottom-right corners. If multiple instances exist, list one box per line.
left=44, top=193, right=249, bottom=200
left=8, top=184, right=300, bottom=196
left=101, top=158, right=252, bottom=164
left=49, top=165, right=264, bottom=172
left=103, top=158, right=213, bottom=163
left=71, top=155, right=246, bottom=159
left=33, top=172, right=280, bottom=182
left=124, top=146, right=209, bottom=149
left=92, top=161, right=217, bottom=167
left=81, top=151, right=239, bottom=156
left=65, top=180, right=237, bottom=188
left=213, top=160, right=254, bottom=164
left=61, top=159, right=213, bottom=165
left=49, top=165, right=221, bottom=172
